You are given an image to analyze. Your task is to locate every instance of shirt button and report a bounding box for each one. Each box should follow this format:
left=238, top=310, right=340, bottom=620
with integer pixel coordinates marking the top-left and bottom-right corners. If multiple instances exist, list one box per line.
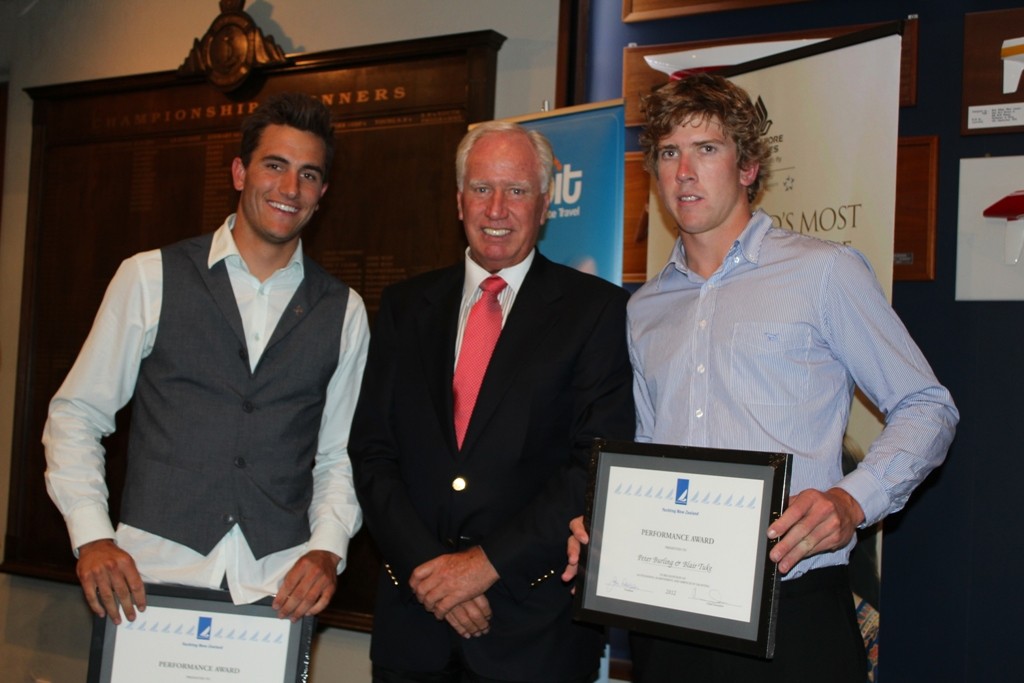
left=699, top=320, right=707, bottom=329
left=733, top=256, right=741, bottom=264
left=242, top=401, right=254, bottom=413
left=234, top=457, right=246, bottom=468
left=452, top=477, right=467, bottom=492
left=695, top=409, right=704, bottom=418
left=222, top=513, right=236, bottom=524
left=697, top=364, right=705, bottom=374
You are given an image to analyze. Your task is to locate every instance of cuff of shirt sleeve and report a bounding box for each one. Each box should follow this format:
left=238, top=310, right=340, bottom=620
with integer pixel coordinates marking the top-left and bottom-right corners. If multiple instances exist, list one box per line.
left=65, top=503, right=117, bottom=556
left=308, top=520, right=353, bottom=575
left=837, top=468, right=889, bottom=528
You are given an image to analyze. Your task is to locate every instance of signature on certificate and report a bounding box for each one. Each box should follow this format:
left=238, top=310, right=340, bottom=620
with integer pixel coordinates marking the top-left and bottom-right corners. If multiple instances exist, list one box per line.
left=605, top=577, right=647, bottom=593
left=688, top=586, right=741, bottom=609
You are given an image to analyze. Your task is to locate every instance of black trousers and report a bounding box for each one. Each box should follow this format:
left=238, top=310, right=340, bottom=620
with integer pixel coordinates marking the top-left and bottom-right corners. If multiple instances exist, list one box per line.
left=630, top=565, right=868, bottom=683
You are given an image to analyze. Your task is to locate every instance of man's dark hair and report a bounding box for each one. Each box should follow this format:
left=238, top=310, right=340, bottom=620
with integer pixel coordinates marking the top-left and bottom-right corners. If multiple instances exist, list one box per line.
left=239, top=92, right=336, bottom=174
left=639, top=72, right=771, bottom=203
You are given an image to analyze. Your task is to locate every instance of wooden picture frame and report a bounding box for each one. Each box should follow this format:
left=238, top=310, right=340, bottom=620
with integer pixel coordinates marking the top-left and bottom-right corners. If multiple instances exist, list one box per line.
left=623, top=0, right=809, bottom=23
left=894, top=136, right=938, bottom=281
left=961, top=8, right=1024, bottom=136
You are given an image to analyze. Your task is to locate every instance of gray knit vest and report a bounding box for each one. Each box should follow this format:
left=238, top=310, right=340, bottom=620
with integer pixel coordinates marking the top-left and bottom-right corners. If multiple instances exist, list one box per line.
left=120, top=232, right=349, bottom=559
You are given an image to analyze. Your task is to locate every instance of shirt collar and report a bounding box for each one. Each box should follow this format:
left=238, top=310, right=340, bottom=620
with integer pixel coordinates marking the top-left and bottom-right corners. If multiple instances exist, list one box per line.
left=735, top=209, right=773, bottom=265
left=208, top=213, right=305, bottom=278
left=654, top=209, right=772, bottom=287
left=462, top=247, right=535, bottom=300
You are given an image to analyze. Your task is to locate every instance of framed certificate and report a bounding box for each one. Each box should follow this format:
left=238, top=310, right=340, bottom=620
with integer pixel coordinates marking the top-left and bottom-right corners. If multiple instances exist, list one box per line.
left=87, top=584, right=315, bottom=683
left=574, top=439, right=791, bottom=658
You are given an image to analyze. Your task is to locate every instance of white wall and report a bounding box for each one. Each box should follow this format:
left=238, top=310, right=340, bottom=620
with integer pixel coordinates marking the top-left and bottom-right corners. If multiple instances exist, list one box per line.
left=0, top=2, right=559, bottom=681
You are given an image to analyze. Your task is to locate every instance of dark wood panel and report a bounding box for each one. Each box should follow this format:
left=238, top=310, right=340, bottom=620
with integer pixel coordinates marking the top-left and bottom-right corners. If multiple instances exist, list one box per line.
left=3, top=30, right=505, bottom=633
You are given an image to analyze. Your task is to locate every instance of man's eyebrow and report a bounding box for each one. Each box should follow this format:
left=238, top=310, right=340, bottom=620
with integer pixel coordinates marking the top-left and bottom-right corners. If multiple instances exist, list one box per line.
left=259, top=153, right=288, bottom=165
left=259, top=154, right=325, bottom=176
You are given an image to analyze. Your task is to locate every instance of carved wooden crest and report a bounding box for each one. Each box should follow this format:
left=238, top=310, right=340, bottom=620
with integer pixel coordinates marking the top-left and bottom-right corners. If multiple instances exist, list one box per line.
left=178, top=0, right=289, bottom=91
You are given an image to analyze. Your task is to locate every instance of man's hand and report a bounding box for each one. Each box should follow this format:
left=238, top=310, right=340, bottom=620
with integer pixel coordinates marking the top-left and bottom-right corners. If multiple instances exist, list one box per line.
left=76, top=539, right=146, bottom=624
left=561, top=516, right=589, bottom=585
left=767, top=487, right=865, bottom=574
left=444, top=594, right=493, bottom=639
left=272, top=550, right=340, bottom=621
left=409, top=546, right=499, bottom=619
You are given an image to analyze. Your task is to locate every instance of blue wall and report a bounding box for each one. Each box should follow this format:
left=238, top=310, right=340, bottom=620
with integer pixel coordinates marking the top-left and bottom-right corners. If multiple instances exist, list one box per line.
left=586, top=1, right=1024, bottom=680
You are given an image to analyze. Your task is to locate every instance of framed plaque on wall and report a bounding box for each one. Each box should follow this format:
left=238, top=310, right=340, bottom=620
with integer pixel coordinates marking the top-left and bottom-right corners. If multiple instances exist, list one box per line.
left=962, top=7, right=1024, bottom=135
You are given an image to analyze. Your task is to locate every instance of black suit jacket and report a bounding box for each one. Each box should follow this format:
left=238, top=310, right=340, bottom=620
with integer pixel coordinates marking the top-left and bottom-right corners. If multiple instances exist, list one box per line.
left=350, top=253, right=635, bottom=679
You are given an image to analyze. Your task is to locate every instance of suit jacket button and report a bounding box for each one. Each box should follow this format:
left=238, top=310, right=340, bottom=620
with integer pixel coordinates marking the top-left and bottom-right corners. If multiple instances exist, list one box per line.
left=451, top=477, right=467, bottom=491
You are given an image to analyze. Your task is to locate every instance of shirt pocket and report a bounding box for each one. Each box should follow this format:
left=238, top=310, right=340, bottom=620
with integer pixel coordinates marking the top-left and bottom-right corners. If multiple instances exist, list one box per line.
left=729, top=322, right=811, bottom=406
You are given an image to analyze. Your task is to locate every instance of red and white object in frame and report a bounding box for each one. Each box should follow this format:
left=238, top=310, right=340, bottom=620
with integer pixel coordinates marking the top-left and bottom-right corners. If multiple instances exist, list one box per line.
left=983, top=189, right=1024, bottom=265
left=957, top=155, right=1024, bottom=301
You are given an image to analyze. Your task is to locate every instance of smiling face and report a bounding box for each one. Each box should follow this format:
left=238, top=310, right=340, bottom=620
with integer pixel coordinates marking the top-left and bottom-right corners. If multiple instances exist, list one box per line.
left=231, top=123, right=329, bottom=253
left=654, top=116, right=758, bottom=248
left=457, top=131, right=550, bottom=273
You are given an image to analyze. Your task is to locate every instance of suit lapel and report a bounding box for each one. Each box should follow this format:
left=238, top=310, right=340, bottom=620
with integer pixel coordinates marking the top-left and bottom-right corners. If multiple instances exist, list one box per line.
left=190, top=237, right=248, bottom=351
left=417, top=267, right=463, bottom=453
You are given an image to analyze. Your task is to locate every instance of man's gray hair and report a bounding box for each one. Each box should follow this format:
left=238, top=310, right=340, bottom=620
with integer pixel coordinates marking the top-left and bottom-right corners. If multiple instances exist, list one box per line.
left=455, top=120, right=554, bottom=196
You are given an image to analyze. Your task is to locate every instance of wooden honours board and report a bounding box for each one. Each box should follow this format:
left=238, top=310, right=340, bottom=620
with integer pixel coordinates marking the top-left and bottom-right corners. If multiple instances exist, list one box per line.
left=4, top=30, right=505, bottom=631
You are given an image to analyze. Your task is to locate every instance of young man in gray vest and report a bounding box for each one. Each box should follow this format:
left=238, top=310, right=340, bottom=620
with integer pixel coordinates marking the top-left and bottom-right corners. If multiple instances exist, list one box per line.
left=43, top=93, right=368, bottom=624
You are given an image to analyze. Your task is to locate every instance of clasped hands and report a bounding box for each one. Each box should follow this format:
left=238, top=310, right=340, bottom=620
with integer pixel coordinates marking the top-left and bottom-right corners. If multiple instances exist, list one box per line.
left=409, top=545, right=499, bottom=639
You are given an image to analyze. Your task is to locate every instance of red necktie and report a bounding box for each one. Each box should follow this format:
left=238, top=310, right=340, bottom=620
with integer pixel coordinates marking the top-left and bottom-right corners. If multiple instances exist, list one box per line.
left=453, top=275, right=507, bottom=449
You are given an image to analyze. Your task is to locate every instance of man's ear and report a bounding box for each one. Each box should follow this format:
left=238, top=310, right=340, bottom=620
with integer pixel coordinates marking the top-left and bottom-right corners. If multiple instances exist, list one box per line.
left=231, top=157, right=246, bottom=191
left=739, top=162, right=759, bottom=188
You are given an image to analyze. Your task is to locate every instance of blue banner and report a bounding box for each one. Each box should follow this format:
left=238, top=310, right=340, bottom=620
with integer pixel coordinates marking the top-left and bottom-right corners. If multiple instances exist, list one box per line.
left=519, top=102, right=625, bottom=285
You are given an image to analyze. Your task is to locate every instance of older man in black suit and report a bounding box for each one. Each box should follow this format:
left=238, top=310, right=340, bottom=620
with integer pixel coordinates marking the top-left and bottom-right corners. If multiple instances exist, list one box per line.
left=350, top=120, right=635, bottom=683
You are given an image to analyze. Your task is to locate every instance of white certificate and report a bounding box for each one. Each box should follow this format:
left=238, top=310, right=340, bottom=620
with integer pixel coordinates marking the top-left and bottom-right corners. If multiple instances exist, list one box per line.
left=596, top=466, right=765, bottom=622
left=88, top=585, right=314, bottom=683
left=575, top=440, right=791, bottom=659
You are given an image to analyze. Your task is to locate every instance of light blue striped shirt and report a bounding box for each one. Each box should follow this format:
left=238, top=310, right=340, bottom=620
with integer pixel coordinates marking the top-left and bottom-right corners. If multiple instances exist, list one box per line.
left=627, top=210, right=958, bottom=578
